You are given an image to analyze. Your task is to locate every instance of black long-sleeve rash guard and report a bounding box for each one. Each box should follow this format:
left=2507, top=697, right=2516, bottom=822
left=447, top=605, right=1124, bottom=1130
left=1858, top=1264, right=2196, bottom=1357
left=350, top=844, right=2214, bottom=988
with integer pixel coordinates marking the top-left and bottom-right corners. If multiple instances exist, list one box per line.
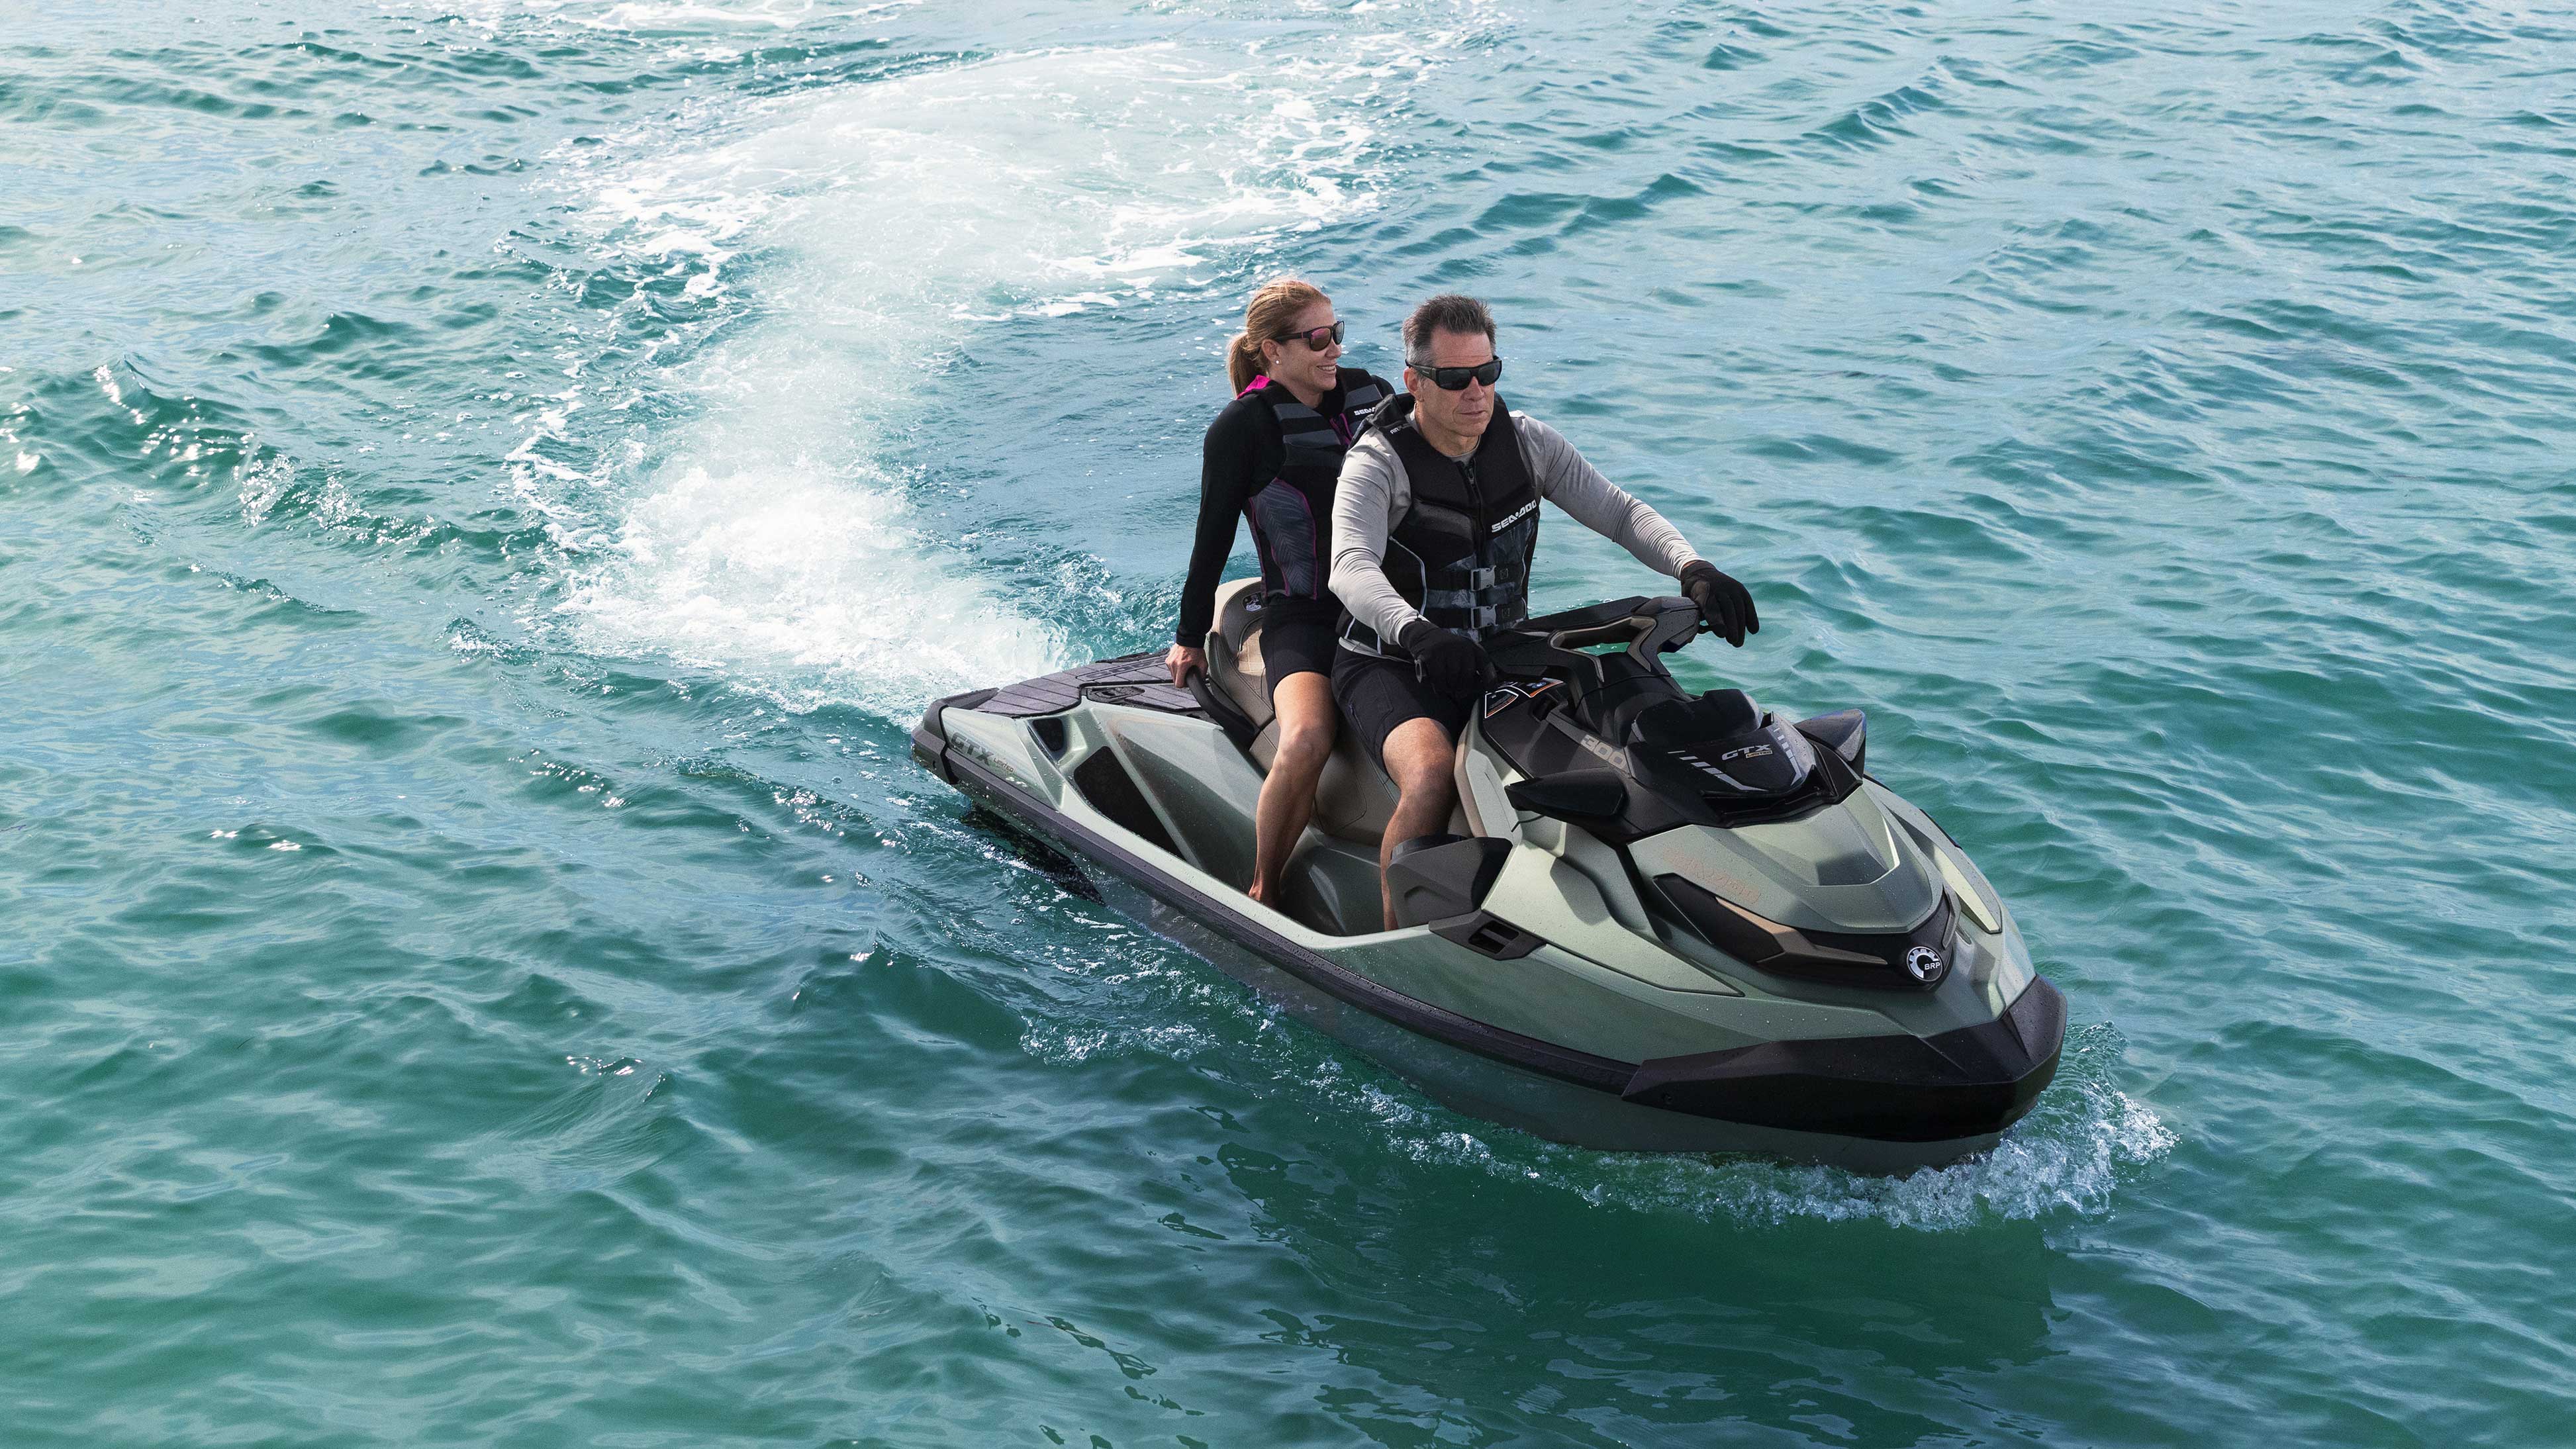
left=1173, top=369, right=1393, bottom=646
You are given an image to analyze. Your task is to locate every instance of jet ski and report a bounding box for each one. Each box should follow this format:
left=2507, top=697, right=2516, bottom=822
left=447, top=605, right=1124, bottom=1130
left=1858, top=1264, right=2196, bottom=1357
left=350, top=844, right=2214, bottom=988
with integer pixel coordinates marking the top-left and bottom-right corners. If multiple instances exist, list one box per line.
left=912, top=581, right=2064, bottom=1171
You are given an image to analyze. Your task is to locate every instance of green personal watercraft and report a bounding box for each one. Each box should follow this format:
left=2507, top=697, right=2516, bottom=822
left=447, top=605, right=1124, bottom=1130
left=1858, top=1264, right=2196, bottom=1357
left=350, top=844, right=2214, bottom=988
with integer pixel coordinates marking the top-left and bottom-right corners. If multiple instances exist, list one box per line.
left=914, top=583, right=2063, bottom=1172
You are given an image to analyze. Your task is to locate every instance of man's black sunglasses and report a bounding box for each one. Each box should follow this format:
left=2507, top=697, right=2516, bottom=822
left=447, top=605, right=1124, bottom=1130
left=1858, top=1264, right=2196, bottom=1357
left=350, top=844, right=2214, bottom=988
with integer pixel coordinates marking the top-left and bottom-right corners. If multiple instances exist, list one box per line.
left=1413, top=357, right=1503, bottom=391
left=1275, top=320, right=1345, bottom=350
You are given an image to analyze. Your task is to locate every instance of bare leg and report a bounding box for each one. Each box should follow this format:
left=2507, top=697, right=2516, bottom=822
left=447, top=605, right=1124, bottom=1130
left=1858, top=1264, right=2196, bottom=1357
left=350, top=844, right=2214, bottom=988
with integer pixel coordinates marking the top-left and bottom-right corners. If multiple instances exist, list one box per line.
left=1376, top=716, right=1459, bottom=930
left=1249, top=671, right=1335, bottom=908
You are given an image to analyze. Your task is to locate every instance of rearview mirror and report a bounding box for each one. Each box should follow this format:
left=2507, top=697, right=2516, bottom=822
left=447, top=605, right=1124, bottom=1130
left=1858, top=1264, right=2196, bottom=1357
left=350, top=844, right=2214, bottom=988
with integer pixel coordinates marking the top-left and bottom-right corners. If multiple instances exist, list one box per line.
left=1504, top=769, right=1629, bottom=820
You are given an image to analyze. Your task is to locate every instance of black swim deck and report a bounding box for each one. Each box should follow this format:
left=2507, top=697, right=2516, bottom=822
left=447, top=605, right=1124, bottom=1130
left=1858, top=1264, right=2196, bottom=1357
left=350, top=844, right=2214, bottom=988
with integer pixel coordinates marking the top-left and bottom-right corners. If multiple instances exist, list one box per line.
left=959, top=651, right=1206, bottom=720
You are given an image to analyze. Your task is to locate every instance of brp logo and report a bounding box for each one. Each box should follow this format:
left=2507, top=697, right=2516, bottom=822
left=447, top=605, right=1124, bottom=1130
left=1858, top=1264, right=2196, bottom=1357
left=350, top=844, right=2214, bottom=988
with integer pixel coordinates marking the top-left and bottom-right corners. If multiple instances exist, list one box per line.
left=1903, top=945, right=1948, bottom=986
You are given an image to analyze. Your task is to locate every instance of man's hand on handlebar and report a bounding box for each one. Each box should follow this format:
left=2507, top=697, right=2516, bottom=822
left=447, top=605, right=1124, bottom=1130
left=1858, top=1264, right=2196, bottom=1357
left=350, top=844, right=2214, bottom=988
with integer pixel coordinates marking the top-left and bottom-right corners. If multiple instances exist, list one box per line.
left=1400, top=619, right=1492, bottom=698
left=1166, top=643, right=1206, bottom=688
left=1678, top=560, right=1759, bottom=647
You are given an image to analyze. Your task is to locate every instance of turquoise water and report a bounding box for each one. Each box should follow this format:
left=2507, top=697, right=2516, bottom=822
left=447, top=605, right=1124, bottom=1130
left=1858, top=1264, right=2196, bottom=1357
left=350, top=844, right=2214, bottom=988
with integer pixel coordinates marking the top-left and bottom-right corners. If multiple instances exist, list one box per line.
left=5, top=0, right=2570, bottom=1441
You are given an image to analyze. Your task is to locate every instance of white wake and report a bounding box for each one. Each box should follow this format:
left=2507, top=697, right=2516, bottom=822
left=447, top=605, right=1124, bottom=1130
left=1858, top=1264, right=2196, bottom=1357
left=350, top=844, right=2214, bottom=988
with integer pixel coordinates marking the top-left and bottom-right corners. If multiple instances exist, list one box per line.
left=541, top=21, right=1439, bottom=712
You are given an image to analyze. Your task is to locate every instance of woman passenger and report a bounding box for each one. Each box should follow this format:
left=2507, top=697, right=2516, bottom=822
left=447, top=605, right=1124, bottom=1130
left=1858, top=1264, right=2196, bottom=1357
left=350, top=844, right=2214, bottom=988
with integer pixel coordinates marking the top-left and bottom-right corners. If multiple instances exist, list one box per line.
left=1168, top=278, right=1395, bottom=908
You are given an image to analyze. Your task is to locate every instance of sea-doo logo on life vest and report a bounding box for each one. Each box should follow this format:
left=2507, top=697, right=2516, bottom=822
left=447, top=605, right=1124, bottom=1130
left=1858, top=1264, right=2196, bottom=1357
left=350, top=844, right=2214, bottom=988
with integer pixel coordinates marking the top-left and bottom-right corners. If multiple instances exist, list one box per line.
left=1580, top=733, right=1631, bottom=771
left=1492, top=499, right=1537, bottom=534
left=1903, top=945, right=1947, bottom=986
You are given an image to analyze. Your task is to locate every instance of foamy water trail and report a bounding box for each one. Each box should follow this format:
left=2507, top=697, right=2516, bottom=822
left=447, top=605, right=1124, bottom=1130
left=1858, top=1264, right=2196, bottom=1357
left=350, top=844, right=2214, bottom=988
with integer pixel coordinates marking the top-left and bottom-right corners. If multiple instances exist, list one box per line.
left=547, top=33, right=1415, bottom=714
left=431, top=0, right=918, bottom=33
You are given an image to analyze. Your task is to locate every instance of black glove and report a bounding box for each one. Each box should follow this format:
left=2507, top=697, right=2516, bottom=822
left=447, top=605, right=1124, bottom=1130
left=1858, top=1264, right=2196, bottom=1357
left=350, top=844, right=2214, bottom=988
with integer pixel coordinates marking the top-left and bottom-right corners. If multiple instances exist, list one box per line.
left=1399, top=619, right=1490, bottom=699
left=1678, top=560, right=1758, bottom=647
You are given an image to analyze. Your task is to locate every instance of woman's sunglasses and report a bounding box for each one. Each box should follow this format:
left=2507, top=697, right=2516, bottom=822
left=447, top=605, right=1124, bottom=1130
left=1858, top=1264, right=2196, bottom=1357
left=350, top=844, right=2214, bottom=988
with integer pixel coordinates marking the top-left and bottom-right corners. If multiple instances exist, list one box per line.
left=1274, top=320, right=1345, bottom=351
left=1414, top=358, right=1503, bottom=391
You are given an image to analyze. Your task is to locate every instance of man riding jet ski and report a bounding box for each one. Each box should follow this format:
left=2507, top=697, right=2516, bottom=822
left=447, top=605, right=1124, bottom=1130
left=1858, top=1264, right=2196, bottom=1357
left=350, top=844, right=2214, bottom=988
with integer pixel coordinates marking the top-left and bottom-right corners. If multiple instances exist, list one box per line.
left=911, top=297, right=2064, bottom=1170
left=1328, top=293, right=1758, bottom=928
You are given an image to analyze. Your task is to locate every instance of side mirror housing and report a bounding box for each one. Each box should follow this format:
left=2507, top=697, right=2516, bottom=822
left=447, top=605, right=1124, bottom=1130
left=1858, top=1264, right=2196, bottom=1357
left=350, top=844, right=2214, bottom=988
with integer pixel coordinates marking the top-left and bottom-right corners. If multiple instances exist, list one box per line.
left=1503, top=769, right=1630, bottom=821
left=1795, top=708, right=1866, bottom=774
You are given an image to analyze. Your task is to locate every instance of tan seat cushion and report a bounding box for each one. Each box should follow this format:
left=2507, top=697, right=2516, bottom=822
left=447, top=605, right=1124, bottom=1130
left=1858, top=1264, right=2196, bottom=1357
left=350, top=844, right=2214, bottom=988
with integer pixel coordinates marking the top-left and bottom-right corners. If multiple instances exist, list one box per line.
left=1207, top=577, right=1275, bottom=737
left=1199, top=577, right=1394, bottom=845
left=1310, top=733, right=1399, bottom=845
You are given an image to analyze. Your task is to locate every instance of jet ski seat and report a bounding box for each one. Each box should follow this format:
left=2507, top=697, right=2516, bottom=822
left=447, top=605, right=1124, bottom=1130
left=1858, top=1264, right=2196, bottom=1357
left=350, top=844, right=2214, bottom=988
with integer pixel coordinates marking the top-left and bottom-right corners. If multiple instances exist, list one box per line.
left=1207, top=578, right=1277, bottom=752
left=1205, top=578, right=1400, bottom=846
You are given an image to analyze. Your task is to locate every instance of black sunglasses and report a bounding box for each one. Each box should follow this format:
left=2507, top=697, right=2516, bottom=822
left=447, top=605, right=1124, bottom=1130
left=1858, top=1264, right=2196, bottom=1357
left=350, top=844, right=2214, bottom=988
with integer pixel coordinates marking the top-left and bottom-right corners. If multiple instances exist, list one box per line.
left=1274, top=320, right=1345, bottom=350
left=1413, top=357, right=1503, bottom=391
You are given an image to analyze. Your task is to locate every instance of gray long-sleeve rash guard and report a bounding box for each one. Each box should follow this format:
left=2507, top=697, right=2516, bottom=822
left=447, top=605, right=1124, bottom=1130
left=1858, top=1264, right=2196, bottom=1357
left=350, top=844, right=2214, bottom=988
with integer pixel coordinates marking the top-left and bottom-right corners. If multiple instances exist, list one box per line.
left=1327, top=410, right=1703, bottom=648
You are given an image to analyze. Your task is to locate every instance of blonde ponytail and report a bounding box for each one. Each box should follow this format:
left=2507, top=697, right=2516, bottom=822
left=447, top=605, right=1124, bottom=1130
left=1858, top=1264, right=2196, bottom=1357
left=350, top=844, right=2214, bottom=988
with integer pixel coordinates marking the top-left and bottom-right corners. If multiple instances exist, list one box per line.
left=1227, top=275, right=1330, bottom=393
left=1226, top=333, right=1266, bottom=394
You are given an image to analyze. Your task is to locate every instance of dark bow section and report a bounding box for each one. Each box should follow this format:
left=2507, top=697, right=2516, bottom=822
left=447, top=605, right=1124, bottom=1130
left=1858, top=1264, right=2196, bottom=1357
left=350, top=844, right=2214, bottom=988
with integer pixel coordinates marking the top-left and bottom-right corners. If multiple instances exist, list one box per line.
left=1620, top=978, right=2065, bottom=1143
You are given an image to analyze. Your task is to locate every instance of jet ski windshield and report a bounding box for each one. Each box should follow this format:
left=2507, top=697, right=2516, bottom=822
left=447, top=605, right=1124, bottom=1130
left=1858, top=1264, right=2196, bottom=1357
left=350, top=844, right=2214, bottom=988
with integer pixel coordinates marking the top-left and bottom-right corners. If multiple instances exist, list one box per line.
left=1484, top=596, right=1858, bottom=835
left=1632, top=690, right=1819, bottom=800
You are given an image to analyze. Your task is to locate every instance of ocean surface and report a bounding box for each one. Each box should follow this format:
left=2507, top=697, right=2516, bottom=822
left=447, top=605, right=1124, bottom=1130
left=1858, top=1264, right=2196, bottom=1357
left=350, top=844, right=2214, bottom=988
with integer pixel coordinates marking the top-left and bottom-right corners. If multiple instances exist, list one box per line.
left=5, top=1, right=2571, bottom=1442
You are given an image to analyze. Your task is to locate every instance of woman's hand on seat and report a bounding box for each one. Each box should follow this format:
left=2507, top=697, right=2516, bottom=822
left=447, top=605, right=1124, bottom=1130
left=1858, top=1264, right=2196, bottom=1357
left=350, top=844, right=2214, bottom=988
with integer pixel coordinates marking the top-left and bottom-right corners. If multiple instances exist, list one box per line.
left=1166, top=643, right=1206, bottom=688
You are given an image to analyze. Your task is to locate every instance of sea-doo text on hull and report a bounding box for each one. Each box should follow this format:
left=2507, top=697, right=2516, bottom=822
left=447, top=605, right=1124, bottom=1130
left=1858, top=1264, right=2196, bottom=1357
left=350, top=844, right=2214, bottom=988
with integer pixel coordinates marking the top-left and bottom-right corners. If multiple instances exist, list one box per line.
left=914, top=582, right=2063, bottom=1172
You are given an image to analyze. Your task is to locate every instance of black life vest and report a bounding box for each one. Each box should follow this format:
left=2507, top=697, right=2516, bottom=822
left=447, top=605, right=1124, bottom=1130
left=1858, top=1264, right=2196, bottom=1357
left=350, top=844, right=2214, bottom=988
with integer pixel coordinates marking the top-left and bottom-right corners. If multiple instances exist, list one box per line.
left=1347, top=394, right=1541, bottom=653
left=1239, top=369, right=1388, bottom=606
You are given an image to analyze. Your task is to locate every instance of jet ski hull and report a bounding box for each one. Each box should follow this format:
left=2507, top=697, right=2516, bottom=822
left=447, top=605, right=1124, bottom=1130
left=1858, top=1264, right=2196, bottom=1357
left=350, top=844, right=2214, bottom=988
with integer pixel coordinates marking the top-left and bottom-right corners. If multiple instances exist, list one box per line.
left=914, top=654, right=2062, bottom=1172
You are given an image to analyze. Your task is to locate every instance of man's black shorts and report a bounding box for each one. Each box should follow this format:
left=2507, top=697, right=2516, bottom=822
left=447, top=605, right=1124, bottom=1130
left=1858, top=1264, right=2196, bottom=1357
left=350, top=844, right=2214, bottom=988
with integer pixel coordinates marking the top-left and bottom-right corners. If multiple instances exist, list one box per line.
left=1331, top=647, right=1470, bottom=769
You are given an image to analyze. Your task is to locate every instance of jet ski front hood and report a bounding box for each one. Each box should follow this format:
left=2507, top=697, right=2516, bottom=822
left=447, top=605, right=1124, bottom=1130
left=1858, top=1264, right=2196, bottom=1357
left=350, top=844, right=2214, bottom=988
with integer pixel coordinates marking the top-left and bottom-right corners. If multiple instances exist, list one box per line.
left=1628, top=785, right=1938, bottom=937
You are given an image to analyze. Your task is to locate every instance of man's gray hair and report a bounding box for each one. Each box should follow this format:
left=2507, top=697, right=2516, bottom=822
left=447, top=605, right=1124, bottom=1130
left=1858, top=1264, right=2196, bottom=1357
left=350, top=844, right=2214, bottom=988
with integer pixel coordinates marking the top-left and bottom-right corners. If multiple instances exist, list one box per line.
left=1402, top=293, right=1496, bottom=367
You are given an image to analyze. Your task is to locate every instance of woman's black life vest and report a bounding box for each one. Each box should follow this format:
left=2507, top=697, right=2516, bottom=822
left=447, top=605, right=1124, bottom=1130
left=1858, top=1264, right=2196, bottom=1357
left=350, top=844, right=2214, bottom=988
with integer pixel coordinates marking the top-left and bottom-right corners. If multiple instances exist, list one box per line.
left=1344, top=393, right=1542, bottom=655
left=1239, top=369, right=1388, bottom=610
